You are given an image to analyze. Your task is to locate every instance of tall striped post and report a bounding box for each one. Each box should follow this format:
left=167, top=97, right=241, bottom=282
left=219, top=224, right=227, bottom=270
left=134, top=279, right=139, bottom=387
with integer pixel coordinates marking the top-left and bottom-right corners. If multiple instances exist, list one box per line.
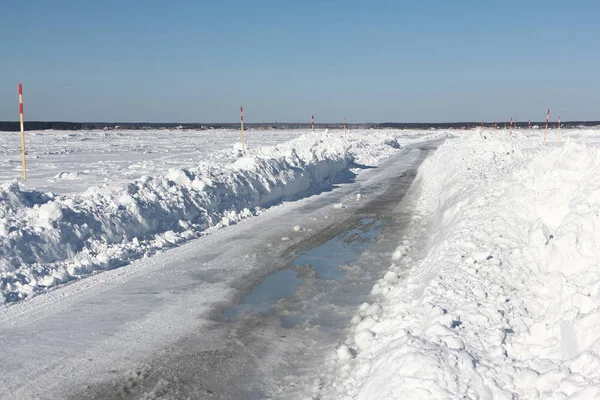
left=18, top=84, right=27, bottom=180
left=240, top=106, right=245, bottom=152
left=311, top=115, right=314, bottom=133
left=543, top=109, right=550, bottom=144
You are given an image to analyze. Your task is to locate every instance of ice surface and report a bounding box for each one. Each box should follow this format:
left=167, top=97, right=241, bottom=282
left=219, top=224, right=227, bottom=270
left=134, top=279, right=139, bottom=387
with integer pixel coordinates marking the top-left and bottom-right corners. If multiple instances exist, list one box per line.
left=224, top=218, right=385, bottom=320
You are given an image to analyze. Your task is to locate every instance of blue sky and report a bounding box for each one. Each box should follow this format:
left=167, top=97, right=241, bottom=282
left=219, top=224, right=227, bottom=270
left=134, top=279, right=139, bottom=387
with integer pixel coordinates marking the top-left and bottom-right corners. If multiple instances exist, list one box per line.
left=1, top=0, right=598, bottom=122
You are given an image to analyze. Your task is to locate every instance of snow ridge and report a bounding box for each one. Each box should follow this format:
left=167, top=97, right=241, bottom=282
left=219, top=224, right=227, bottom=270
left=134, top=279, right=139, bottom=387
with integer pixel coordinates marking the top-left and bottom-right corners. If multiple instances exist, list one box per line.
left=0, top=132, right=400, bottom=304
left=326, top=130, right=600, bottom=399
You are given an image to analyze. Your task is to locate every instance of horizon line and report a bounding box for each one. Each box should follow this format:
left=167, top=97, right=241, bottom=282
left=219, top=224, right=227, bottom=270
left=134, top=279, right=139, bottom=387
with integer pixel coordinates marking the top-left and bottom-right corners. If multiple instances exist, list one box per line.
left=1, top=120, right=600, bottom=125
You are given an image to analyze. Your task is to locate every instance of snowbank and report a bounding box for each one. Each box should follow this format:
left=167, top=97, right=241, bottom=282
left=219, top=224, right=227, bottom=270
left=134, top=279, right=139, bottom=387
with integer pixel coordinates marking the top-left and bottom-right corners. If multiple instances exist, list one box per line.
left=0, top=132, right=404, bottom=304
left=327, top=130, right=600, bottom=399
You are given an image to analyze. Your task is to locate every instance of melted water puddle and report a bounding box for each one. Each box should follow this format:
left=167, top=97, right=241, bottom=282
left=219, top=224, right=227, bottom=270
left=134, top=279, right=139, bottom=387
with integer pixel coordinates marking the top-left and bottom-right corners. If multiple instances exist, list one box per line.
left=224, top=218, right=384, bottom=320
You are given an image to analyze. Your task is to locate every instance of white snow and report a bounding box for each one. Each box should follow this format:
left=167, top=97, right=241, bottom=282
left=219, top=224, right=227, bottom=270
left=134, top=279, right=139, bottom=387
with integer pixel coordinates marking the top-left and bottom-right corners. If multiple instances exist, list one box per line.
left=320, top=128, right=600, bottom=399
left=0, top=128, right=444, bottom=304
left=337, top=345, right=354, bottom=361
left=1, top=129, right=302, bottom=194
left=14, top=125, right=600, bottom=398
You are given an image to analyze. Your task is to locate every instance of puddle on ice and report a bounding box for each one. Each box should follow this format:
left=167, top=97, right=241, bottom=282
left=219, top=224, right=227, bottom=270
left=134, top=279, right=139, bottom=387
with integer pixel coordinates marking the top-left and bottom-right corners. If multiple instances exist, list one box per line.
left=223, top=269, right=301, bottom=319
left=293, top=217, right=384, bottom=280
left=223, top=218, right=384, bottom=320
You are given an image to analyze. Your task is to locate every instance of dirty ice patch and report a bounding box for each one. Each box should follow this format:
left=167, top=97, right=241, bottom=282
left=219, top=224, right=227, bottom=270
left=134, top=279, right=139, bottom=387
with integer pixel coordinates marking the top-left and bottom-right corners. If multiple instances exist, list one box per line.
left=322, top=130, right=600, bottom=399
left=0, top=131, right=403, bottom=304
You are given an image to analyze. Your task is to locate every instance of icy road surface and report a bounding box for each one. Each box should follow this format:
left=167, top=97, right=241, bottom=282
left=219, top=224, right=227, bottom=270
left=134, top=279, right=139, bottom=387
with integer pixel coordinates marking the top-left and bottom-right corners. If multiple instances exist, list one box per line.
left=0, top=140, right=441, bottom=399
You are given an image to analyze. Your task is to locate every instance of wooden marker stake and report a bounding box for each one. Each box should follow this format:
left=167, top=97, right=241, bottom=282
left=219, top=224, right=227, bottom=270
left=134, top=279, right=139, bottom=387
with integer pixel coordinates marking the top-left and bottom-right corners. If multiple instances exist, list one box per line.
left=19, top=83, right=27, bottom=180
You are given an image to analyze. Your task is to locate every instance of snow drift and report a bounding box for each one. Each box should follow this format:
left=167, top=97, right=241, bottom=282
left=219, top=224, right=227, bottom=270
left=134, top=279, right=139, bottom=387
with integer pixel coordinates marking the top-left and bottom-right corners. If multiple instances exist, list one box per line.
left=326, top=130, right=600, bottom=399
left=0, top=132, right=404, bottom=304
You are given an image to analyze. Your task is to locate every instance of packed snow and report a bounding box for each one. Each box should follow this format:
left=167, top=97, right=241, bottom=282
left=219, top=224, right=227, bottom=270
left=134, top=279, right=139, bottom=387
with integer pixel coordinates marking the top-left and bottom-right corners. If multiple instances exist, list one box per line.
left=320, top=128, right=600, bottom=399
left=0, top=128, right=444, bottom=304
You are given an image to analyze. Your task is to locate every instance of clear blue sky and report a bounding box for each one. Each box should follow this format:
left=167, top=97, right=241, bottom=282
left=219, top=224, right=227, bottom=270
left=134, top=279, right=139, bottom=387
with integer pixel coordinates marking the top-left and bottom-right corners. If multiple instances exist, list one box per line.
left=1, top=0, right=598, bottom=123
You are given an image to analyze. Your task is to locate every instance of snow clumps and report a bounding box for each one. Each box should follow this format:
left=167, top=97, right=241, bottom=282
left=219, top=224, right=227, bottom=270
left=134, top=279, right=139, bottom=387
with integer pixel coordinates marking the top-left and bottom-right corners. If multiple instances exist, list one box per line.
left=325, top=130, right=600, bottom=399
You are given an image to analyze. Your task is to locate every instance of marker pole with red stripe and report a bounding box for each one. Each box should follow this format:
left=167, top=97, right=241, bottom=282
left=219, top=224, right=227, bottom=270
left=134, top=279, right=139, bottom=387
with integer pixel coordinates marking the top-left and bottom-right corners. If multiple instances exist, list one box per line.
left=18, top=84, right=27, bottom=180
left=544, top=109, right=550, bottom=144
left=311, top=115, right=314, bottom=133
left=240, top=106, right=245, bottom=152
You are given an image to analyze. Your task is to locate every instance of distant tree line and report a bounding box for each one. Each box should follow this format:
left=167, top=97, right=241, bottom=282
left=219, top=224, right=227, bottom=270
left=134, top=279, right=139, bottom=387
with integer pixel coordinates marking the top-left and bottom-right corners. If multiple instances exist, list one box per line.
left=0, top=120, right=598, bottom=132
left=379, top=121, right=600, bottom=129
left=0, top=121, right=375, bottom=131
left=0, top=121, right=85, bottom=131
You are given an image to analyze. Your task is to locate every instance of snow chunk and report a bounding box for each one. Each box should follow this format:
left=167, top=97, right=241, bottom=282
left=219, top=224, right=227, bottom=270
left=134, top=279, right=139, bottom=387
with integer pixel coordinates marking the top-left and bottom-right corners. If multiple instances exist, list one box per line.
left=336, top=345, right=354, bottom=361
left=383, top=271, right=398, bottom=283
left=354, top=330, right=375, bottom=351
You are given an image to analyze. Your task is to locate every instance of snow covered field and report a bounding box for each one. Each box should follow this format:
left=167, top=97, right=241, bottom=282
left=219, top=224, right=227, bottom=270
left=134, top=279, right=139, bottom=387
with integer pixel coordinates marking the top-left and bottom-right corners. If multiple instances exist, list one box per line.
left=0, top=128, right=442, bottom=304
left=0, top=129, right=303, bottom=194
left=4, top=126, right=600, bottom=399
left=320, top=128, right=600, bottom=399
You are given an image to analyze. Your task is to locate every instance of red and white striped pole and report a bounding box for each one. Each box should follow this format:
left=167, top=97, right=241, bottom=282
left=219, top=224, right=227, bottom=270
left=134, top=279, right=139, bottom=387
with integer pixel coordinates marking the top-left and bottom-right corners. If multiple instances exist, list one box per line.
left=240, top=106, right=245, bottom=152
left=544, top=109, right=550, bottom=144
left=18, top=84, right=27, bottom=180
left=311, top=115, right=314, bottom=133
